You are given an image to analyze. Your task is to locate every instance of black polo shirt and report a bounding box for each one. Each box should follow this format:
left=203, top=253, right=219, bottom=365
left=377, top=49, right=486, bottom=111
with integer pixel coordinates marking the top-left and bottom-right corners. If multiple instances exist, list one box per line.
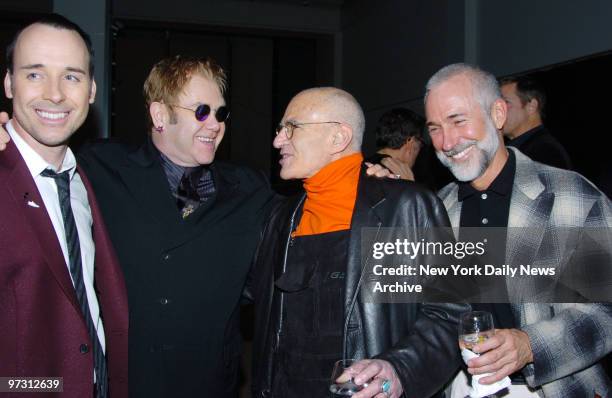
left=458, top=150, right=516, bottom=228
left=459, top=150, right=517, bottom=330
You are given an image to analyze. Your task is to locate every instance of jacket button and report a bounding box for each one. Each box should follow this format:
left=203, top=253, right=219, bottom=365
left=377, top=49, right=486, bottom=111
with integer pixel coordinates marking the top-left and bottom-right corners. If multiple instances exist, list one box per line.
left=159, top=297, right=170, bottom=305
left=80, top=343, right=89, bottom=354
left=163, top=253, right=171, bottom=261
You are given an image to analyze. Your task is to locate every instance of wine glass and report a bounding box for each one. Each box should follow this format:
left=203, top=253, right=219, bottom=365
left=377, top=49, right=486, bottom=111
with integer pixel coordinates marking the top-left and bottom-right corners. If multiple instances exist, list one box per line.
left=329, top=359, right=365, bottom=396
left=458, top=311, right=496, bottom=398
left=458, top=311, right=494, bottom=351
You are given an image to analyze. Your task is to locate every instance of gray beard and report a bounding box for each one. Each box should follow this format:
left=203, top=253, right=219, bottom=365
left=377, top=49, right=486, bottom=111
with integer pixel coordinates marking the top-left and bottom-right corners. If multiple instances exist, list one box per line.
left=436, top=124, right=500, bottom=182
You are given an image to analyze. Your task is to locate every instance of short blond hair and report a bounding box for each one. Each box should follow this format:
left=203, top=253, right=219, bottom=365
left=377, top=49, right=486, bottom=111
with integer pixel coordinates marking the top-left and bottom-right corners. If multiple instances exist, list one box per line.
left=143, top=55, right=227, bottom=129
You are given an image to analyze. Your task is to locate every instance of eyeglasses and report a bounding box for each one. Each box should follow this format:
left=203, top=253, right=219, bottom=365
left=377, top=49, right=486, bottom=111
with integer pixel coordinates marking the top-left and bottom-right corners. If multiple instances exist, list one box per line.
left=275, top=121, right=341, bottom=139
left=171, top=103, right=230, bottom=123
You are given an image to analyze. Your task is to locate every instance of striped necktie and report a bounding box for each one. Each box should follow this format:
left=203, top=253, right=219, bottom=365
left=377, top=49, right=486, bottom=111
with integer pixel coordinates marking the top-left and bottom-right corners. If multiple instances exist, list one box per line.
left=41, top=168, right=108, bottom=398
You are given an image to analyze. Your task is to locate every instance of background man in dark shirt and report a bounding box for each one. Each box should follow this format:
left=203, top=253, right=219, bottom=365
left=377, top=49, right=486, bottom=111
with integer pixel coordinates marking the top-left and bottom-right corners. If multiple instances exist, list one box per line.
left=499, top=75, right=572, bottom=170
left=366, top=107, right=425, bottom=182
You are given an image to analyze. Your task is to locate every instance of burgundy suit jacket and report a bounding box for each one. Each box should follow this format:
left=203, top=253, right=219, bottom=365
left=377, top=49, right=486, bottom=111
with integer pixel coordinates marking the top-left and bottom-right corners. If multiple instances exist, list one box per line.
left=0, top=140, right=128, bottom=397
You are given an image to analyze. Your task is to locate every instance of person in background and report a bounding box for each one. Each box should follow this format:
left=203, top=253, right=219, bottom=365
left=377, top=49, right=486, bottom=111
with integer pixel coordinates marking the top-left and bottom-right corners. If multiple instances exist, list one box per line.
left=499, top=75, right=572, bottom=169
left=366, top=107, right=425, bottom=181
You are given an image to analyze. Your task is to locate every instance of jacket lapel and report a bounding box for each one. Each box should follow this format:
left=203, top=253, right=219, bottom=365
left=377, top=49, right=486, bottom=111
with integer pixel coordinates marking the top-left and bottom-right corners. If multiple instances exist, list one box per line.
left=1, top=141, right=80, bottom=312
left=506, top=149, right=549, bottom=264
left=119, top=140, right=182, bottom=231
left=119, top=140, right=246, bottom=250
left=505, top=148, right=552, bottom=300
left=440, top=184, right=461, bottom=238
left=78, top=166, right=129, bottom=331
left=164, top=163, right=242, bottom=249
left=344, top=168, right=384, bottom=333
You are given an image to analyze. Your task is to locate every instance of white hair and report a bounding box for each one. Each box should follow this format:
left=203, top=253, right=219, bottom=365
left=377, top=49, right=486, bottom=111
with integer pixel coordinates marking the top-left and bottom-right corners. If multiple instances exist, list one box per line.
left=425, top=63, right=501, bottom=116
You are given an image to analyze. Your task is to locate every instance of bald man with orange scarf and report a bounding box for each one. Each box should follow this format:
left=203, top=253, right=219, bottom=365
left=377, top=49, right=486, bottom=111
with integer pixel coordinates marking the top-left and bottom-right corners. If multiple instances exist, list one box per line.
left=249, top=87, right=468, bottom=398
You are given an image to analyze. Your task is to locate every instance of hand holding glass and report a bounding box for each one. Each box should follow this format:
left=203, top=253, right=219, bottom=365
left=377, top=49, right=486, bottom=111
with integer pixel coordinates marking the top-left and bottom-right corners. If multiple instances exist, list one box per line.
left=330, top=359, right=366, bottom=396
left=459, top=311, right=495, bottom=351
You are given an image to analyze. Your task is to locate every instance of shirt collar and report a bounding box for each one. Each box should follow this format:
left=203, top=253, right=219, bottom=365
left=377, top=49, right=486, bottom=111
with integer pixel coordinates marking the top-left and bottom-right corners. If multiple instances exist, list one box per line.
left=158, top=151, right=209, bottom=194
left=159, top=151, right=186, bottom=190
left=507, top=124, right=544, bottom=148
left=458, top=149, right=516, bottom=201
left=6, top=120, right=77, bottom=179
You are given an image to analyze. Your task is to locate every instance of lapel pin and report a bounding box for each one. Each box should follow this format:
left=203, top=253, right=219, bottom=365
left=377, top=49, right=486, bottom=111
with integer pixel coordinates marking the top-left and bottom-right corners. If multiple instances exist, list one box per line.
left=182, top=204, right=195, bottom=219
left=27, top=200, right=40, bottom=208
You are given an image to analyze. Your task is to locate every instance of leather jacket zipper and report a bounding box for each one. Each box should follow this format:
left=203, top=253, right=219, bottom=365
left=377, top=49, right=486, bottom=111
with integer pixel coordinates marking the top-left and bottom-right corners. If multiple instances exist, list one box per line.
left=275, top=194, right=306, bottom=350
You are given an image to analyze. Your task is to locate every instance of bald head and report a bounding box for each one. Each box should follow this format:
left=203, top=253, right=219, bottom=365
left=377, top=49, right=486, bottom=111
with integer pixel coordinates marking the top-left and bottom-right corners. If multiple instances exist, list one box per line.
left=293, top=87, right=365, bottom=151
left=273, top=87, right=365, bottom=180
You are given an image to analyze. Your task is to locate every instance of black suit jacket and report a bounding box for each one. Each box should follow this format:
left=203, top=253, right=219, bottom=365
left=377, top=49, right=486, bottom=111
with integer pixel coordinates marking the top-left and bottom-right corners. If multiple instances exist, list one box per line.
left=78, top=139, right=276, bottom=398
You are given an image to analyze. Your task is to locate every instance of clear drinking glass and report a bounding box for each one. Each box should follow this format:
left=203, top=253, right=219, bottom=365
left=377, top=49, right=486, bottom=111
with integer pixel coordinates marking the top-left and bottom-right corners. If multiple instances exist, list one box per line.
left=458, top=311, right=495, bottom=351
left=329, top=359, right=365, bottom=396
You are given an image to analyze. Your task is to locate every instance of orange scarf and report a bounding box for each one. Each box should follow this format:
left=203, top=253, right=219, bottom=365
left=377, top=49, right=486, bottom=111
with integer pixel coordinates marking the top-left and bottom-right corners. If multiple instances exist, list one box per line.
left=293, top=153, right=363, bottom=237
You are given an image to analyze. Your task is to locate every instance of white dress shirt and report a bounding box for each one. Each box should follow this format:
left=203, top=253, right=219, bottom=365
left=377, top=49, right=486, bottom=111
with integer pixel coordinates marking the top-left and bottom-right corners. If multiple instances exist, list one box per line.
left=7, top=121, right=106, bottom=356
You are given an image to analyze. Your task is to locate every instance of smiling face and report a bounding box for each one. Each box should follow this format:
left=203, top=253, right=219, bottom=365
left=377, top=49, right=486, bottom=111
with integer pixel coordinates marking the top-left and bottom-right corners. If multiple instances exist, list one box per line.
left=273, top=92, right=338, bottom=180
left=425, top=73, right=503, bottom=183
left=151, top=74, right=225, bottom=166
left=4, top=23, right=95, bottom=163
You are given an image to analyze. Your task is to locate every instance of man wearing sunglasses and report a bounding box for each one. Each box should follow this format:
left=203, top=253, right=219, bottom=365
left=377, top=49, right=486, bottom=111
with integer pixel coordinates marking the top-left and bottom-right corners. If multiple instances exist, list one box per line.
left=74, top=56, right=277, bottom=397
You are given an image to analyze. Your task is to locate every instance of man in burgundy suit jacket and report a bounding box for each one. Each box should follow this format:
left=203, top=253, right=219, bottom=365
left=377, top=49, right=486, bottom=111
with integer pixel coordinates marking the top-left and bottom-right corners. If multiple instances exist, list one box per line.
left=0, top=15, right=128, bottom=397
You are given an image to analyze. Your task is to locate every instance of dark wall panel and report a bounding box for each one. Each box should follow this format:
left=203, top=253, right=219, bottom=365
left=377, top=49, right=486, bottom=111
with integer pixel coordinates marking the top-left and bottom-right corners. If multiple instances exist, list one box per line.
left=112, top=29, right=166, bottom=144
left=229, top=37, right=274, bottom=173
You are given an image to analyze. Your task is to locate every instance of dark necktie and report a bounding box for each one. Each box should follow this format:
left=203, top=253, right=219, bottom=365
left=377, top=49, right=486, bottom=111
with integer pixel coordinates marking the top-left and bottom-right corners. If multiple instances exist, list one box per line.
left=176, top=166, right=203, bottom=218
left=41, top=168, right=108, bottom=398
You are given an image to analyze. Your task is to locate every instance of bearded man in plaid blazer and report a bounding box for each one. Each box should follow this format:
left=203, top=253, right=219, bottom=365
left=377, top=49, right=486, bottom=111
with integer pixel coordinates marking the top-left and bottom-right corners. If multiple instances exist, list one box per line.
left=425, top=63, right=612, bottom=398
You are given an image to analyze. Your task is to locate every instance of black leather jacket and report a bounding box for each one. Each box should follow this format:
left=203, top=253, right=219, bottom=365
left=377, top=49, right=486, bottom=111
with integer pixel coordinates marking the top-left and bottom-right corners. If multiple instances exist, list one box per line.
left=250, top=167, right=469, bottom=398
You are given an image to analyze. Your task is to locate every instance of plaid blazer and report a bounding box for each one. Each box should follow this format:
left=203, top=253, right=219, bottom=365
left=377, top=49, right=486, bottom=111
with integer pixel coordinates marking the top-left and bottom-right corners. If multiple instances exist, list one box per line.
left=438, top=148, right=612, bottom=398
